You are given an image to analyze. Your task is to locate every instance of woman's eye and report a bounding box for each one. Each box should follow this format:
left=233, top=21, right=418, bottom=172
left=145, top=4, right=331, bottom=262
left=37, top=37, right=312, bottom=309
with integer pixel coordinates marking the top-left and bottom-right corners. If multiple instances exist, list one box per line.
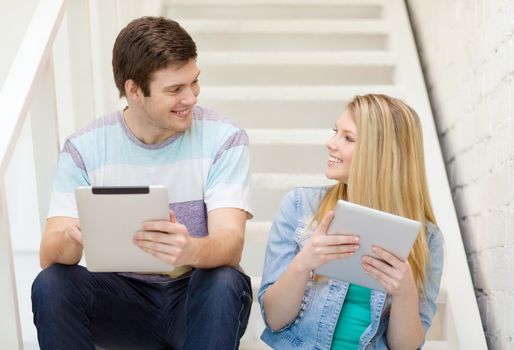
left=345, top=136, right=355, bottom=142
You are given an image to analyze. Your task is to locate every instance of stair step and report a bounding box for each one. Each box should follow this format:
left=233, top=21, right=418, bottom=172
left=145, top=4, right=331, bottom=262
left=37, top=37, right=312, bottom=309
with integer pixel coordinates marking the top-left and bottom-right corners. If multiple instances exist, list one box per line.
left=239, top=340, right=271, bottom=350
left=201, top=85, right=400, bottom=101
left=201, top=100, right=342, bottom=130
left=181, top=19, right=388, bottom=34
left=167, top=0, right=386, bottom=7
left=167, top=4, right=382, bottom=21
left=246, top=222, right=271, bottom=243
left=193, top=32, right=387, bottom=51
left=199, top=51, right=395, bottom=65
left=247, top=129, right=332, bottom=145
left=200, top=67, right=393, bottom=86
left=252, top=173, right=332, bottom=189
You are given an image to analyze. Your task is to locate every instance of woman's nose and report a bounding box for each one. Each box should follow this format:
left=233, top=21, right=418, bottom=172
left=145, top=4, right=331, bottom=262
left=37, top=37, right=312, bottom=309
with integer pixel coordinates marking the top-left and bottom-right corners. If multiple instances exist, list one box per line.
left=326, top=136, right=337, bottom=151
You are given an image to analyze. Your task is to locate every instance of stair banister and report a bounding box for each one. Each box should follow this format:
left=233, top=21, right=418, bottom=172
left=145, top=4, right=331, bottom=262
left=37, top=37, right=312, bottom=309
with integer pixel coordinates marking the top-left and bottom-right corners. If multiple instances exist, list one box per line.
left=0, top=0, right=68, bottom=348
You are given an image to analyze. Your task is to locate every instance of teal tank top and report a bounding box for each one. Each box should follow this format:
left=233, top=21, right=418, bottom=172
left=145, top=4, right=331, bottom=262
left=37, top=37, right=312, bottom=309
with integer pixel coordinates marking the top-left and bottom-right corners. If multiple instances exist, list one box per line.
left=331, top=284, right=372, bottom=350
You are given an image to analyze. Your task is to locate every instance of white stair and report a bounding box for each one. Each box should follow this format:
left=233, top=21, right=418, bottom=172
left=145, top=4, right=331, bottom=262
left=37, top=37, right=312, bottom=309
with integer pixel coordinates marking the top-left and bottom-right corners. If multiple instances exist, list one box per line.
left=2, top=0, right=485, bottom=349
left=164, top=0, right=480, bottom=349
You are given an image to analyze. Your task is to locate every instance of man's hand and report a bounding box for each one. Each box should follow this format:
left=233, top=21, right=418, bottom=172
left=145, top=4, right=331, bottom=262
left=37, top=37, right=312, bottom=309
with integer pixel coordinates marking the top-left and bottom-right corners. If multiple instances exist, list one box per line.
left=40, top=216, right=83, bottom=268
left=64, top=221, right=83, bottom=247
left=133, top=210, right=198, bottom=266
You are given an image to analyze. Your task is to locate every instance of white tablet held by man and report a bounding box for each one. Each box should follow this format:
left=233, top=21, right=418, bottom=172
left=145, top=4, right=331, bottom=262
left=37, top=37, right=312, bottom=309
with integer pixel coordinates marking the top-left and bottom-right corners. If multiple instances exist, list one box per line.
left=315, top=200, right=421, bottom=291
left=75, top=186, right=174, bottom=273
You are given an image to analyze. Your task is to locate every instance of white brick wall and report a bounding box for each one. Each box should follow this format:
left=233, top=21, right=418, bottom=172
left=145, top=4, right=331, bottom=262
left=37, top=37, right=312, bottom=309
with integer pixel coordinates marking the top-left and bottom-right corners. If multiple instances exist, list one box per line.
left=406, top=1, right=514, bottom=348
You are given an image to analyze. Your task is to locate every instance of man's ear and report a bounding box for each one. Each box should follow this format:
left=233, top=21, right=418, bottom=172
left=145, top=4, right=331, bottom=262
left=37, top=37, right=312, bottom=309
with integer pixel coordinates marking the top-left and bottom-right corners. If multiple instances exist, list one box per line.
left=125, top=79, right=142, bottom=103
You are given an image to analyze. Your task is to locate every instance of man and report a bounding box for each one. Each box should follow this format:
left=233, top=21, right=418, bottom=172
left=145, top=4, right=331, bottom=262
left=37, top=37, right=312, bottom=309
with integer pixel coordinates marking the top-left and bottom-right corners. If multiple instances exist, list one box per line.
left=31, top=16, right=252, bottom=350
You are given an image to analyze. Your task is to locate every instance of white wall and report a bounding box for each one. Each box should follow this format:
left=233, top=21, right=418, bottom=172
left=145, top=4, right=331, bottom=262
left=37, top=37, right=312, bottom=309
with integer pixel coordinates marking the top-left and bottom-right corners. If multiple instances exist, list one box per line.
left=406, top=1, right=514, bottom=349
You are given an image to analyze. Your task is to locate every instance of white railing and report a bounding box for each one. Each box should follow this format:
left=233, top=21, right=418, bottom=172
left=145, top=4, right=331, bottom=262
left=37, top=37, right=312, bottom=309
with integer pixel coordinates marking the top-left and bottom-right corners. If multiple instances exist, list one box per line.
left=0, top=0, right=68, bottom=348
left=0, top=0, right=165, bottom=346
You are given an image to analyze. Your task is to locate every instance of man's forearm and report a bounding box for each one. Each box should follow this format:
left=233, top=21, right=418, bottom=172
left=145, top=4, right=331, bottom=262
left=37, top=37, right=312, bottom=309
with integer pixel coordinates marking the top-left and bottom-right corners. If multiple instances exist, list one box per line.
left=40, top=230, right=83, bottom=269
left=189, top=232, right=243, bottom=268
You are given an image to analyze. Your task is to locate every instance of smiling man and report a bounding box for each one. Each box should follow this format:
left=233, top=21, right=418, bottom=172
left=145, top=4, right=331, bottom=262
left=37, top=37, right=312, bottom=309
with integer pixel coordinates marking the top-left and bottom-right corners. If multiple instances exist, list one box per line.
left=31, top=17, right=252, bottom=350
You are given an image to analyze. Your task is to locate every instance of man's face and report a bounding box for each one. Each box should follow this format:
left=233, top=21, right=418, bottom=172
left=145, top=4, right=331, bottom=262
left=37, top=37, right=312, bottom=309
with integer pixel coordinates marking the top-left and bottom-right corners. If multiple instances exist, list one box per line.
left=136, top=59, right=201, bottom=136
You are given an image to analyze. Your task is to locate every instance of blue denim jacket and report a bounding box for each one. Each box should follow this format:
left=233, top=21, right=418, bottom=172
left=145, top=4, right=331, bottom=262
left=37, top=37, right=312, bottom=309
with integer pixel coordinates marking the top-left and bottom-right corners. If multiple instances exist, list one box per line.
left=258, top=187, right=444, bottom=350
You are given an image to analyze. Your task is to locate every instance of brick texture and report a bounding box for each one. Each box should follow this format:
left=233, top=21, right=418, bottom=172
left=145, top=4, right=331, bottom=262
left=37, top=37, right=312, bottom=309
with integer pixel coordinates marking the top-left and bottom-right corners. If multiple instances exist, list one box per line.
left=406, top=1, right=514, bottom=348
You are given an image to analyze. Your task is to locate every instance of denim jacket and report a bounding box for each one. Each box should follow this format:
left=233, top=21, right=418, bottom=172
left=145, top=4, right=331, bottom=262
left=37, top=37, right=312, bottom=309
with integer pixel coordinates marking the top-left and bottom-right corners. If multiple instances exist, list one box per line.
left=258, top=187, right=444, bottom=350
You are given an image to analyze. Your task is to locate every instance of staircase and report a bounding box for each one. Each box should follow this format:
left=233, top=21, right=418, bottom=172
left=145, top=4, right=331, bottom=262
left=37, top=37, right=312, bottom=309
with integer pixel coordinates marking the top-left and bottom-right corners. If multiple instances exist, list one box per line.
left=0, top=0, right=486, bottom=349
left=163, top=0, right=486, bottom=349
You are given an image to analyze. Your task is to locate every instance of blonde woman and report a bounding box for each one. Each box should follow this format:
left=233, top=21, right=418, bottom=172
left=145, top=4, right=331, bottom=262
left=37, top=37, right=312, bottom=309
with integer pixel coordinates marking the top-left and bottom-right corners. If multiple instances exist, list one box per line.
left=258, top=94, right=444, bottom=350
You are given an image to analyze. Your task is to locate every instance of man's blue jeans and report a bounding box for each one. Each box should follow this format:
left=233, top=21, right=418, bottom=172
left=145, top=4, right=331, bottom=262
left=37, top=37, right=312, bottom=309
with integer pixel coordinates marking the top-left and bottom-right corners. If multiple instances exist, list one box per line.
left=31, top=264, right=252, bottom=349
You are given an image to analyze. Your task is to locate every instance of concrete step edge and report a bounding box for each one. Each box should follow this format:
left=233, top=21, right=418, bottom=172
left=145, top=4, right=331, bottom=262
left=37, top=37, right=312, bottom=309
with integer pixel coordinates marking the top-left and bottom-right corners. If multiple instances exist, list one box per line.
left=199, top=51, right=396, bottom=65
left=167, top=0, right=387, bottom=7
left=201, top=85, right=400, bottom=100
left=180, top=19, right=389, bottom=34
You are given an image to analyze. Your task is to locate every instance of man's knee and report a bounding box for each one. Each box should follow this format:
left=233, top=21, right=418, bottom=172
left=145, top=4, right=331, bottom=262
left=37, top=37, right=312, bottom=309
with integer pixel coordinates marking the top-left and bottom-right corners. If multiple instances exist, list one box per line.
left=191, top=266, right=251, bottom=295
left=32, top=264, right=85, bottom=306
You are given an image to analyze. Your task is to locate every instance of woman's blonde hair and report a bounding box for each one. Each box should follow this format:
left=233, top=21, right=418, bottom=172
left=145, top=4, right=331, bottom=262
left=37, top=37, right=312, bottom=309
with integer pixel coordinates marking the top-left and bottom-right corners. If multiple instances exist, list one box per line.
left=314, top=94, right=436, bottom=295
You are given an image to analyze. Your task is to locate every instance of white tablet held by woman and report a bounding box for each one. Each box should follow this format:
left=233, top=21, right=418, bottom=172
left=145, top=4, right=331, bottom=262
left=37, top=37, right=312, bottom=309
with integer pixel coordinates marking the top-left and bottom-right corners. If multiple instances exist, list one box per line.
left=75, top=186, right=173, bottom=273
left=315, top=200, right=421, bottom=291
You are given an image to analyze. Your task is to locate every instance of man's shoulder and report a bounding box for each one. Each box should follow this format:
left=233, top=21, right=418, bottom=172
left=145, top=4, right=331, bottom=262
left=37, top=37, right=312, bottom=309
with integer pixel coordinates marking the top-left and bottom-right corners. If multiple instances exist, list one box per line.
left=67, top=110, right=122, bottom=143
left=192, top=105, right=242, bottom=131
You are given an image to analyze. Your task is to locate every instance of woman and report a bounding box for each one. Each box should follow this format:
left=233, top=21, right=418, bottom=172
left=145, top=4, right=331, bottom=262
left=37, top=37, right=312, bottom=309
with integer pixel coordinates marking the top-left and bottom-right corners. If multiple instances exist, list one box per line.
left=258, top=94, right=444, bottom=350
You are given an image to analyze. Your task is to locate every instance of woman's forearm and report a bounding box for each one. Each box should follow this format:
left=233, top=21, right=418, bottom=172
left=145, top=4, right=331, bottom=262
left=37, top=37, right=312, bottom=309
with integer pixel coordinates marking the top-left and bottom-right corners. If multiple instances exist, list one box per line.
left=386, top=292, right=424, bottom=349
left=262, top=255, right=311, bottom=331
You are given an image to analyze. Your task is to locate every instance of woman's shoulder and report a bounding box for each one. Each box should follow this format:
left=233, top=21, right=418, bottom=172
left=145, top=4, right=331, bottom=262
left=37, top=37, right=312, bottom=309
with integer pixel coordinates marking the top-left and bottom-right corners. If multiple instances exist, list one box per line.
left=287, top=186, right=330, bottom=208
left=278, top=186, right=330, bottom=221
left=424, top=221, right=444, bottom=256
left=425, top=221, right=443, bottom=240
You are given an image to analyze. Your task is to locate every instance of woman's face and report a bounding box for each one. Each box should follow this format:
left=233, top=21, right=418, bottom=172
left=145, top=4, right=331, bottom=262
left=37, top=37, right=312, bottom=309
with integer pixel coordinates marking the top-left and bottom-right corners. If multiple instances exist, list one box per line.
left=325, top=109, right=357, bottom=183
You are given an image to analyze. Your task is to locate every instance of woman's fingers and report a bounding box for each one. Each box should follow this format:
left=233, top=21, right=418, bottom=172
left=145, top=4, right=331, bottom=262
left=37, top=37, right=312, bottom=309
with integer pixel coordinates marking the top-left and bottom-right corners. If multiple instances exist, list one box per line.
left=315, top=244, right=359, bottom=255
left=371, top=246, right=403, bottom=268
left=324, top=234, right=359, bottom=246
left=314, top=211, right=334, bottom=235
left=363, top=262, right=399, bottom=290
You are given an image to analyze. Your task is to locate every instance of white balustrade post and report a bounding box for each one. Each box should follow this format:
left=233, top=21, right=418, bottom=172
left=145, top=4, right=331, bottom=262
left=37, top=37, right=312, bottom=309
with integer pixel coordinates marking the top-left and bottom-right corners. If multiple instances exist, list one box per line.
left=31, top=56, right=61, bottom=232
left=0, top=181, right=23, bottom=350
left=53, top=0, right=96, bottom=134
left=89, top=0, right=123, bottom=115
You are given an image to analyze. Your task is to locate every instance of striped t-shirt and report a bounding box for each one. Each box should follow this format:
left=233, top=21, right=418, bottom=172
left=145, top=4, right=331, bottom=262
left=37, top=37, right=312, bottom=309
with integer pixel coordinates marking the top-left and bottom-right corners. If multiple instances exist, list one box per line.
left=48, top=105, right=251, bottom=277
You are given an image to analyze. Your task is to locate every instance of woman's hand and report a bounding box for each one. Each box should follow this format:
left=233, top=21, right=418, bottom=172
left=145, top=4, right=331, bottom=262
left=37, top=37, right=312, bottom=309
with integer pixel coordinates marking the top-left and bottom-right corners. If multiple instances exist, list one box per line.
left=362, top=246, right=417, bottom=298
left=296, top=211, right=360, bottom=273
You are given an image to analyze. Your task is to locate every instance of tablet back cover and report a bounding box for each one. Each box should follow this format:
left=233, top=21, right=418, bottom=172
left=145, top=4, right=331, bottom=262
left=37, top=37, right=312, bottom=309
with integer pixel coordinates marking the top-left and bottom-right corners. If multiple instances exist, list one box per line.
left=314, top=200, right=421, bottom=291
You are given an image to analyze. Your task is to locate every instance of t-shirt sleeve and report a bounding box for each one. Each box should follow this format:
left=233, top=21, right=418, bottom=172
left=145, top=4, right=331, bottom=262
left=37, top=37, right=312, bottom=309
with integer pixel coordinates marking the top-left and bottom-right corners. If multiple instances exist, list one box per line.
left=47, top=139, right=90, bottom=218
left=204, top=129, right=252, bottom=217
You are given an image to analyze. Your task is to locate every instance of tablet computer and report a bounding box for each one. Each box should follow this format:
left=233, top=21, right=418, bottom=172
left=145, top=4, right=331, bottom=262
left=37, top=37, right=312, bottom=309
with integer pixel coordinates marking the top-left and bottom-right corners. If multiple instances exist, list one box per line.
left=314, top=200, right=421, bottom=291
left=75, top=186, right=174, bottom=273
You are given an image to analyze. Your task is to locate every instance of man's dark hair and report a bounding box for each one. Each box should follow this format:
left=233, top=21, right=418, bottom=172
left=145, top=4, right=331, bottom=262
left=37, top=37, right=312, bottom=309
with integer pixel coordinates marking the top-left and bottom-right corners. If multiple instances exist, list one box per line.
left=112, top=16, right=197, bottom=97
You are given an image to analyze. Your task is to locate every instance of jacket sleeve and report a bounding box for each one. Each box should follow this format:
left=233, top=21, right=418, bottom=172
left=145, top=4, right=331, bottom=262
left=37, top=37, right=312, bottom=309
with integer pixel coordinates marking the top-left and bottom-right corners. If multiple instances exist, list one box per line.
left=258, top=189, right=300, bottom=331
left=418, top=223, right=445, bottom=348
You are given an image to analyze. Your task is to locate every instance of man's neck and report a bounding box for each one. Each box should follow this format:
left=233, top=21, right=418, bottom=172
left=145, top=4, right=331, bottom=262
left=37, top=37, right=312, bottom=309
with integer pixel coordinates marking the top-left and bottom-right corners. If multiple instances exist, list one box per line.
left=123, top=107, right=176, bottom=145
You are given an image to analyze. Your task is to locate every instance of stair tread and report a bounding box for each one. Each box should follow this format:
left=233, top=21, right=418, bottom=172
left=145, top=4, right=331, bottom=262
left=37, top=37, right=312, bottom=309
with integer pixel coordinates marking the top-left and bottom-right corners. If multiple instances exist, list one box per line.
left=251, top=173, right=332, bottom=189
left=181, top=19, right=388, bottom=34
left=201, top=85, right=400, bottom=100
left=247, top=128, right=332, bottom=145
left=167, top=0, right=386, bottom=7
left=199, top=51, right=396, bottom=65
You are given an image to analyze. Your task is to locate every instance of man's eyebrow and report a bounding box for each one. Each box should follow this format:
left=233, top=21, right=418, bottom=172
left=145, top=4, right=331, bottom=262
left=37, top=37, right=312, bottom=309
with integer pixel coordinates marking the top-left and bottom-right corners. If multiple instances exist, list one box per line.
left=163, top=71, right=201, bottom=90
